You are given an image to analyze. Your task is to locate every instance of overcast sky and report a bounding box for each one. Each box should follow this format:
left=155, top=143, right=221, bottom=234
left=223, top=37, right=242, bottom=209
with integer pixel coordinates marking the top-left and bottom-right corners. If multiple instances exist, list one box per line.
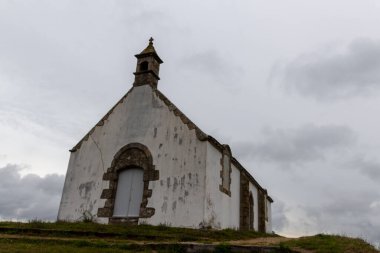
left=1, top=0, right=379, bottom=248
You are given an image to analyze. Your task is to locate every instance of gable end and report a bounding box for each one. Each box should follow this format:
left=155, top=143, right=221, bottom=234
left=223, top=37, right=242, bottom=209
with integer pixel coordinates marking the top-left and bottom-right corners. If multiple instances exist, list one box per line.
left=69, top=85, right=273, bottom=203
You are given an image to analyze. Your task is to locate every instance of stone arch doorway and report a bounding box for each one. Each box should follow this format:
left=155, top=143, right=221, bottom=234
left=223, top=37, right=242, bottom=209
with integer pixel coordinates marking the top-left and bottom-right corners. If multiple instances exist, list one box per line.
left=249, top=192, right=254, bottom=230
left=97, top=143, right=159, bottom=224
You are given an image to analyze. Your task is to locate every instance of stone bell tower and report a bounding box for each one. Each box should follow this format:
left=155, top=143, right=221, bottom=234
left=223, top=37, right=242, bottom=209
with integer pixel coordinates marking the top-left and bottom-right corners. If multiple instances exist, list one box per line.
left=133, top=38, right=163, bottom=88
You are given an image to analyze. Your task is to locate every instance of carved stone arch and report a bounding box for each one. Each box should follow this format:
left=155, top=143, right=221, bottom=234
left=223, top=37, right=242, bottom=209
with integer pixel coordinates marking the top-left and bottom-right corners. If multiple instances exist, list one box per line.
left=97, top=143, right=159, bottom=224
left=111, top=143, right=154, bottom=172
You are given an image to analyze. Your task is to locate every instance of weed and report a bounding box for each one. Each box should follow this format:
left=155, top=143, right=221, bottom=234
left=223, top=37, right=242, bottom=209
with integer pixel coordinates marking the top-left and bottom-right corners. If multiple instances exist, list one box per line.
left=79, top=211, right=96, bottom=223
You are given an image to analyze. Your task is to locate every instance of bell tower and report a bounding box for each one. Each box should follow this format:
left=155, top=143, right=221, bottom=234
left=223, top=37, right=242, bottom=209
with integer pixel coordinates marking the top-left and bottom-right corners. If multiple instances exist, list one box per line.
left=133, top=38, right=163, bottom=88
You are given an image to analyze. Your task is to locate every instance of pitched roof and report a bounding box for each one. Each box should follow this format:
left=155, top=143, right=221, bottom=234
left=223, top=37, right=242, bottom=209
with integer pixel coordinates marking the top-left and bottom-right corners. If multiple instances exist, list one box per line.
left=135, top=37, right=163, bottom=63
left=70, top=86, right=273, bottom=202
left=140, top=40, right=157, bottom=54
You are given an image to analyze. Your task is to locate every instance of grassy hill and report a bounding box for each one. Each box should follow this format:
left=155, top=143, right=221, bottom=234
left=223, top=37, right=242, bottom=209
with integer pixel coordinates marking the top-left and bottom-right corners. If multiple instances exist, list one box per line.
left=0, top=221, right=378, bottom=253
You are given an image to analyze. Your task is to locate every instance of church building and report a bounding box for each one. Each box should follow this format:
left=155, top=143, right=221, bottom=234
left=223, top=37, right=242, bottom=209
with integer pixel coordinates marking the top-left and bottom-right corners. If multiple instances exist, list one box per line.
left=58, top=39, right=273, bottom=232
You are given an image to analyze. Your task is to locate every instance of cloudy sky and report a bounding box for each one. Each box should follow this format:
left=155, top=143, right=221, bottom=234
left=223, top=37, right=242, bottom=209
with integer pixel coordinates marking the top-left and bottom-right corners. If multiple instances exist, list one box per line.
left=1, top=0, right=380, bottom=247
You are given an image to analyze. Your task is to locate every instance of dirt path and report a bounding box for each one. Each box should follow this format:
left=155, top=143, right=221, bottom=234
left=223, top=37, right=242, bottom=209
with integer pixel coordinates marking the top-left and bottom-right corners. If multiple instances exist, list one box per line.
left=228, top=236, right=292, bottom=246
left=227, top=237, right=315, bottom=253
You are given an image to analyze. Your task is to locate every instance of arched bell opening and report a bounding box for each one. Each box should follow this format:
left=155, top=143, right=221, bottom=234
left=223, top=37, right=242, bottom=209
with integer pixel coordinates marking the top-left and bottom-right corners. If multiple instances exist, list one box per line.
left=139, top=61, right=149, bottom=71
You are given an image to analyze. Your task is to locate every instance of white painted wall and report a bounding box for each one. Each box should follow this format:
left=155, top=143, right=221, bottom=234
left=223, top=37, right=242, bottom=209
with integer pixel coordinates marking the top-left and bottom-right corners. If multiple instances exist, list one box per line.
left=203, top=142, right=240, bottom=229
left=58, top=84, right=272, bottom=231
left=58, top=137, right=108, bottom=223
left=58, top=85, right=207, bottom=228
left=248, top=182, right=259, bottom=231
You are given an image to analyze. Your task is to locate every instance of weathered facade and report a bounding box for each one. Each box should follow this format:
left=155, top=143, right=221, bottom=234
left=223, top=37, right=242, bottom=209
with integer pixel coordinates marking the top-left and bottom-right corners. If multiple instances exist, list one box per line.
left=58, top=39, right=273, bottom=232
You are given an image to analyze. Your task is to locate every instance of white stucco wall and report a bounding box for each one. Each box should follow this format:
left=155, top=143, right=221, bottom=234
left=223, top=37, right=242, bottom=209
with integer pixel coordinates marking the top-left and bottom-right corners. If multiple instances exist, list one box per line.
left=58, top=84, right=273, bottom=231
left=58, top=85, right=207, bottom=228
left=248, top=182, right=259, bottom=231
left=58, top=135, right=108, bottom=223
left=203, top=142, right=240, bottom=229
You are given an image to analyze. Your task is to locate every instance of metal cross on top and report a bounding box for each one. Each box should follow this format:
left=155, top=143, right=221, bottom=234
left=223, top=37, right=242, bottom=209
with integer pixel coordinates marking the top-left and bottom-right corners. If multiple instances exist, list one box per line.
left=149, top=37, right=154, bottom=45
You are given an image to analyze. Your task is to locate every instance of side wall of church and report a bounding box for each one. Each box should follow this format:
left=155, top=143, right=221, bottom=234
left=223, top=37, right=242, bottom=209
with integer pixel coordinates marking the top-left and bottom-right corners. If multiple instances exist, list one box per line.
left=201, top=142, right=267, bottom=231
left=248, top=182, right=259, bottom=231
left=266, top=199, right=272, bottom=233
left=58, top=85, right=207, bottom=227
left=203, top=142, right=240, bottom=229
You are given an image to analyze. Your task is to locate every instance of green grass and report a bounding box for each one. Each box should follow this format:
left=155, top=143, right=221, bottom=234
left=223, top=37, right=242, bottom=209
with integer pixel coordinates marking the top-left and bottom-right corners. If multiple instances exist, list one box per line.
left=280, top=234, right=379, bottom=253
left=0, top=238, right=137, bottom=253
left=0, top=222, right=378, bottom=253
left=0, top=237, right=183, bottom=253
left=0, top=221, right=273, bottom=243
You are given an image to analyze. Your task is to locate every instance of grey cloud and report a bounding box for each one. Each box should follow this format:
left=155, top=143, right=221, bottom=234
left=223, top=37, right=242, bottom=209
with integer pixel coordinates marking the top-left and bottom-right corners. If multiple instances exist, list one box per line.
left=0, top=164, right=64, bottom=221
left=180, top=50, right=243, bottom=86
left=0, top=1, right=178, bottom=140
left=274, top=38, right=380, bottom=100
left=0, top=1, right=135, bottom=137
left=233, top=124, right=355, bottom=165
left=346, top=156, right=380, bottom=182
left=301, top=191, right=380, bottom=248
left=271, top=200, right=289, bottom=232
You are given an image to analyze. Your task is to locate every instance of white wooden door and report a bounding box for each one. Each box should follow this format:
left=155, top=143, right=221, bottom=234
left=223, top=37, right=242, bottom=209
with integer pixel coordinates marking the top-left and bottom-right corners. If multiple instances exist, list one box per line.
left=113, top=168, right=144, bottom=217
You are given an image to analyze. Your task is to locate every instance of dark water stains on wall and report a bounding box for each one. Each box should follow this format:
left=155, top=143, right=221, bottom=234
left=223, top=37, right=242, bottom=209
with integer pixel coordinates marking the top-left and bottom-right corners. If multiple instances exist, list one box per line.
left=166, top=173, right=199, bottom=191
left=161, top=201, right=168, bottom=213
left=173, top=177, right=178, bottom=191
left=79, top=181, right=95, bottom=199
left=181, top=175, right=185, bottom=189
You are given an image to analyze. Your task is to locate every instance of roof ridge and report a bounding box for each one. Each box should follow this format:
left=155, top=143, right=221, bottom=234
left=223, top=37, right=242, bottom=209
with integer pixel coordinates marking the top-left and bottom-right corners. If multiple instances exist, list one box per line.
left=153, top=89, right=208, bottom=141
